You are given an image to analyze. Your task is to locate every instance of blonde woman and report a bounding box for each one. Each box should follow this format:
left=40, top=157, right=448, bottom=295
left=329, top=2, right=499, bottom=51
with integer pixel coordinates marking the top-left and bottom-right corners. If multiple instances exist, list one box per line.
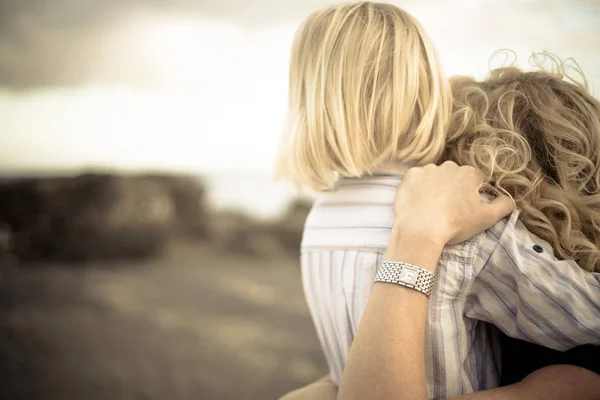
left=277, top=1, right=451, bottom=390
left=276, top=1, right=600, bottom=398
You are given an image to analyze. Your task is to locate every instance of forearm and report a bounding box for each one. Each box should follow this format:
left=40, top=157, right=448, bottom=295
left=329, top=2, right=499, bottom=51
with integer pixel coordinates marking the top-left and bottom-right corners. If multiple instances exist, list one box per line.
left=337, top=229, right=444, bottom=400
left=288, top=365, right=600, bottom=400
left=450, top=365, right=600, bottom=400
left=337, top=162, right=518, bottom=400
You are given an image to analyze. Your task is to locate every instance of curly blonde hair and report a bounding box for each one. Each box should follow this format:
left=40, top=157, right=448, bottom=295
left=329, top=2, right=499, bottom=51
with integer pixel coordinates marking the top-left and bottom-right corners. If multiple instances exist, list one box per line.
left=445, top=55, right=600, bottom=272
left=277, top=1, right=451, bottom=191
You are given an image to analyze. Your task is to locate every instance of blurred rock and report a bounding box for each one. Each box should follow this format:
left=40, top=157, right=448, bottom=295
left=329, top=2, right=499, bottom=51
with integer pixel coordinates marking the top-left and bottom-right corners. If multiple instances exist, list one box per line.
left=210, top=211, right=284, bottom=259
left=0, top=171, right=313, bottom=264
left=210, top=198, right=313, bottom=259
left=0, top=223, right=12, bottom=253
left=0, top=173, right=210, bottom=263
left=146, top=174, right=210, bottom=238
left=0, top=222, right=18, bottom=271
left=270, top=198, right=313, bottom=255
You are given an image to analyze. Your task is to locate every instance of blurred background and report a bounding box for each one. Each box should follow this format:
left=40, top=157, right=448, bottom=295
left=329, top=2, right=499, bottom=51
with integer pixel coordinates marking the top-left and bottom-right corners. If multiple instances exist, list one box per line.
left=0, top=0, right=598, bottom=399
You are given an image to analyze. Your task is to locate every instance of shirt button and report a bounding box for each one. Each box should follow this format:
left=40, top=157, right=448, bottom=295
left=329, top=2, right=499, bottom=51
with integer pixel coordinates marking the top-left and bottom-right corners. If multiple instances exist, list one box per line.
left=533, top=244, right=543, bottom=253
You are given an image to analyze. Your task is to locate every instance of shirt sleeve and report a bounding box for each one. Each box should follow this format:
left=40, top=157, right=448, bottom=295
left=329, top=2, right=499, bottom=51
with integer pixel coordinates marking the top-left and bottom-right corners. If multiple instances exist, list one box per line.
left=464, top=210, right=600, bottom=351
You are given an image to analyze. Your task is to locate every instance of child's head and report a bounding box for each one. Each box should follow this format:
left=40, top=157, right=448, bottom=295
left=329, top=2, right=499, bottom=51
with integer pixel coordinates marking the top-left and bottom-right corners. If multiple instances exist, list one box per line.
left=277, top=1, right=451, bottom=190
left=446, top=55, right=600, bottom=271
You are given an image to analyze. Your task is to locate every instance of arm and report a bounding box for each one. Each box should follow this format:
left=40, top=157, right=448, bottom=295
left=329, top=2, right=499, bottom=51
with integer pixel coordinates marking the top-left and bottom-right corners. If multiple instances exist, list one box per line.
left=338, top=229, right=443, bottom=400
left=339, top=162, right=514, bottom=399
left=457, top=365, right=600, bottom=400
left=337, top=163, right=600, bottom=400
left=283, top=365, right=600, bottom=400
left=501, top=333, right=600, bottom=385
left=338, top=239, right=600, bottom=400
left=339, top=231, right=600, bottom=400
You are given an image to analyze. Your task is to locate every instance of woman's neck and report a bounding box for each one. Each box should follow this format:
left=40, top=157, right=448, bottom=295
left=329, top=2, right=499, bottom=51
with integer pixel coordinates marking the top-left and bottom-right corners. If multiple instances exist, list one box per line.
left=373, top=161, right=415, bottom=176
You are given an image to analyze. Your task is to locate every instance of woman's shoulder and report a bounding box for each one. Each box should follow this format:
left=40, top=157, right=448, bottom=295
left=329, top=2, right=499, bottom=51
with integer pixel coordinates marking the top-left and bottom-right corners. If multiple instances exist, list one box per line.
left=302, top=176, right=401, bottom=250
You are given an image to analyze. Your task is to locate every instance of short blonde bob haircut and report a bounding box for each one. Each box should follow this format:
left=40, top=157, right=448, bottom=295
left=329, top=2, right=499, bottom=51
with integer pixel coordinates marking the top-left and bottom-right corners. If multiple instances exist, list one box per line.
left=446, top=53, right=600, bottom=272
left=277, top=1, right=452, bottom=191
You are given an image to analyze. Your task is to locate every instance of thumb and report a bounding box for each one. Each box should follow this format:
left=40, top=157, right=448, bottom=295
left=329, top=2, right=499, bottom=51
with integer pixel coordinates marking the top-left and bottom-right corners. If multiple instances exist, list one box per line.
left=479, top=195, right=515, bottom=230
left=448, top=195, right=515, bottom=245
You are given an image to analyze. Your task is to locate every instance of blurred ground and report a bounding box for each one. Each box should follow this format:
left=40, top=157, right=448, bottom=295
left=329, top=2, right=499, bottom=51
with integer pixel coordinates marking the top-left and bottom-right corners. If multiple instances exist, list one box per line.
left=0, top=241, right=328, bottom=400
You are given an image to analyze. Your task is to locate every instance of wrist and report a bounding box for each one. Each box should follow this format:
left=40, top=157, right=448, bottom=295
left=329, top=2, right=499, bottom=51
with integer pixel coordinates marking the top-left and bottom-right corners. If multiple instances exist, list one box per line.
left=385, top=227, right=446, bottom=273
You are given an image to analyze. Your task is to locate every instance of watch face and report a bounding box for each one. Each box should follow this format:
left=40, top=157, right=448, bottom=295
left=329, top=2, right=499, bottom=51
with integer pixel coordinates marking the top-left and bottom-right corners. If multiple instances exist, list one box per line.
left=399, top=266, right=419, bottom=285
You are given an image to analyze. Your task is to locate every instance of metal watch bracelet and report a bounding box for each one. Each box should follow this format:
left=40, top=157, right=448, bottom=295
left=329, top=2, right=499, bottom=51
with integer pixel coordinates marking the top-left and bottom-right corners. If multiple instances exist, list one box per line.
left=375, top=261, right=435, bottom=297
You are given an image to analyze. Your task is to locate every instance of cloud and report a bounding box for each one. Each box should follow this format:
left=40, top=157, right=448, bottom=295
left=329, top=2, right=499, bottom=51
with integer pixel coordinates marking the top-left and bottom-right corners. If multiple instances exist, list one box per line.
left=0, top=0, right=337, bottom=89
left=0, top=0, right=598, bottom=89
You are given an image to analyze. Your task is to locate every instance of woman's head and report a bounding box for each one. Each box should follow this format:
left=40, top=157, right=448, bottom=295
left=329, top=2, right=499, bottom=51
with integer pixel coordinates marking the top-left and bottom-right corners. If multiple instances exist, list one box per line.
left=446, top=56, right=600, bottom=272
left=278, top=1, right=451, bottom=190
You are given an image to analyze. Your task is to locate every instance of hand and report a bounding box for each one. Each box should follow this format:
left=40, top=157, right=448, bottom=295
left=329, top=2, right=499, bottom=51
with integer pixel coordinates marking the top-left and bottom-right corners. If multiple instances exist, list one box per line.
left=393, top=161, right=515, bottom=246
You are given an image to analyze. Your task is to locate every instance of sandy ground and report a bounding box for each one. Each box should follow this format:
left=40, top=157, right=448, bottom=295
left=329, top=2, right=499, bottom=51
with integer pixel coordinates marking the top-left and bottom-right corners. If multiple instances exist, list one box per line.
left=0, top=242, right=328, bottom=400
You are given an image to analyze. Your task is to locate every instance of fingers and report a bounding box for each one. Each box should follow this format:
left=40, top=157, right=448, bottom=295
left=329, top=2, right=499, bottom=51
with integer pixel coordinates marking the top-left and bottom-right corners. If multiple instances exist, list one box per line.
left=480, top=195, right=515, bottom=229
left=441, top=162, right=483, bottom=184
left=439, top=160, right=460, bottom=169
left=458, top=164, right=483, bottom=183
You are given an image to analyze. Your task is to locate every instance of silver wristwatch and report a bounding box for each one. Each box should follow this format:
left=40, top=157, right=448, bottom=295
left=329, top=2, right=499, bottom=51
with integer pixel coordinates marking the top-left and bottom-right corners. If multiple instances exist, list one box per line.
left=375, top=261, right=435, bottom=297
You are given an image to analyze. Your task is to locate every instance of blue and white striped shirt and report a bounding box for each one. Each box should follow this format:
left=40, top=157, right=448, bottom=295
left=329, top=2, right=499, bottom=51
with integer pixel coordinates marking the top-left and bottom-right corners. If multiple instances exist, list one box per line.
left=301, top=174, right=600, bottom=399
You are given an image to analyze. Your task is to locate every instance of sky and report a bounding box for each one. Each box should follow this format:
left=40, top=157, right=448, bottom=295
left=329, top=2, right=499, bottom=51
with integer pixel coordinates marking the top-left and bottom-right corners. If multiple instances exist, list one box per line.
left=1, top=0, right=599, bottom=176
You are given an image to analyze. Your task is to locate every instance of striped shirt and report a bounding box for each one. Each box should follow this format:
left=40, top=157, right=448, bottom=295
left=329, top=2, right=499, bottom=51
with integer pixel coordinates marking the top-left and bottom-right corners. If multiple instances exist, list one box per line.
left=301, top=174, right=600, bottom=399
